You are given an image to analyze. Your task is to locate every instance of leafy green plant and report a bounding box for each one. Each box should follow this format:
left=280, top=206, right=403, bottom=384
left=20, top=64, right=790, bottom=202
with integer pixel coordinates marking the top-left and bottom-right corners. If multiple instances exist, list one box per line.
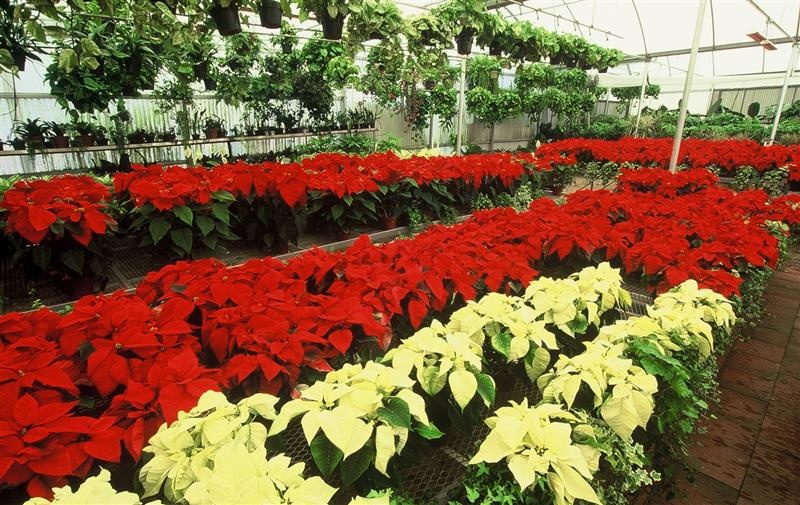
left=325, top=54, right=359, bottom=88
left=467, top=55, right=503, bottom=90
left=346, top=0, right=404, bottom=45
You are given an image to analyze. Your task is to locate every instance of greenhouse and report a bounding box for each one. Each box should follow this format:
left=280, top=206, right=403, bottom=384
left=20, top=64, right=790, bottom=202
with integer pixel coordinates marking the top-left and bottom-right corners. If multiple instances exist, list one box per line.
left=2, top=0, right=800, bottom=503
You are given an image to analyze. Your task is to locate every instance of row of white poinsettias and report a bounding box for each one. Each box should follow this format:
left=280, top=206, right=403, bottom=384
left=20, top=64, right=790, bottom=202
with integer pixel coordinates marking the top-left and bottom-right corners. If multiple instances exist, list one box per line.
left=27, top=263, right=735, bottom=505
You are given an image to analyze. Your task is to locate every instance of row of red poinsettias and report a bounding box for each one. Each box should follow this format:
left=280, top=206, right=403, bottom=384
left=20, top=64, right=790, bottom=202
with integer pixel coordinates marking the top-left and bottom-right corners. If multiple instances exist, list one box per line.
left=536, top=137, right=800, bottom=180
left=1, top=167, right=799, bottom=499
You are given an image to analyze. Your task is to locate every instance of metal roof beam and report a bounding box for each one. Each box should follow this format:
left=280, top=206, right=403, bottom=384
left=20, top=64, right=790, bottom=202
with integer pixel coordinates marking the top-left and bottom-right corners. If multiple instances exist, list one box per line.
left=623, top=36, right=796, bottom=63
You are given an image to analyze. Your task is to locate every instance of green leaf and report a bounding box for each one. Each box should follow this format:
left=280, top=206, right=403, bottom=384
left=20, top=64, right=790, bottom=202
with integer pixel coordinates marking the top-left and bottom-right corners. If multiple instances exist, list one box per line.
left=173, top=205, right=193, bottom=226
left=331, top=204, right=344, bottom=222
left=524, top=346, right=551, bottom=383
left=58, top=48, right=77, bottom=73
left=343, top=194, right=354, bottom=206
left=491, top=332, right=512, bottom=358
left=60, top=248, right=85, bottom=274
left=32, top=246, right=52, bottom=272
left=196, top=215, right=215, bottom=236
left=310, top=433, right=343, bottom=479
left=475, top=373, right=496, bottom=407
left=416, top=423, right=445, bottom=440
left=149, top=218, right=171, bottom=245
left=340, top=444, right=373, bottom=487
left=170, top=228, right=193, bottom=254
left=212, top=190, right=236, bottom=202
left=376, top=397, right=411, bottom=429
left=211, top=203, right=230, bottom=225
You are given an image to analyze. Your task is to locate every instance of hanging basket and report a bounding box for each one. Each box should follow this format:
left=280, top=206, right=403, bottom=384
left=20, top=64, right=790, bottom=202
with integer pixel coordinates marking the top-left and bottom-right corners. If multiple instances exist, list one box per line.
left=258, top=0, right=282, bottom=28
left=489, top=43, right=502, bottom=57
left=320, top=12, right=345, bottom=41
left=203, top=78, right=217, bottom=91
left=194, top=61, right=209, bottom=80
left=455, top=28, right=475, bottom=55
left=210, top=3, right=242, bottom=36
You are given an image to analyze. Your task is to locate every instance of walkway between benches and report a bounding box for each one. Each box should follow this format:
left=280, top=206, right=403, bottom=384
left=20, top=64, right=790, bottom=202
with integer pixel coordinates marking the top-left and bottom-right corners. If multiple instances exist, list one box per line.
left=647, top=250, right=800, bottom=505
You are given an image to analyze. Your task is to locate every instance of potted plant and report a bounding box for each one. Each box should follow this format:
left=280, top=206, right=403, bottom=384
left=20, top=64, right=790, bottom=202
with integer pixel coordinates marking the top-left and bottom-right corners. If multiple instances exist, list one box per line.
left=159, top=127, right=178, bottom=142
left=466, top=54, right=503, bottom=90
left=276, top=20, right=298, bottom=54
left=45, top=122, right=71, bottom=148
left=437, top=0, right=487, bottom=56
left=93, top=124, right=108, bottom=146
left=209, top=0, right=242, bottom=36
left=256, top=0, right=289, bottom=28
left=68, top=119, right=97, bottom=147
left=12, top=119, right=50, bottom=150
left=346, top=0, right=403, bottom=45
left=296, top=0, right=354, bottom=41
left=476, top=12, right=508, bottom=56
left=204, top=114, right=226, bottom=138
left=0, top=3, right=45, bottom=73
left=407, top=14, right=453, bottom=54
left=127, top=128, right=155, bottom=144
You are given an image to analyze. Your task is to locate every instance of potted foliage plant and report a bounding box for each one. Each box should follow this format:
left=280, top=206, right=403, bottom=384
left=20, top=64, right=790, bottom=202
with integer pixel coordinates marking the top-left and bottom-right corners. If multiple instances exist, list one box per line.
left=407, top=14, right=452, bottom=55
left=296, top=0, right=353, bottom=41
left=45, top=122, right=71, bottom=148
left=437, top=0, right=487, bottom=56
left=209, top=0, right=242, bottom=36
left=346, top=0, right=403, bottom=45
left=204, top=114, right=226, bottom=138
left=12, top=119, right=50, bottom=151
left=277, top=20, right=298, bottom=54
left=0, top=3, right=45, bottom=73
left=256, top=0, right=288, bottom=28
left=476, top=12, right=508, bottom=56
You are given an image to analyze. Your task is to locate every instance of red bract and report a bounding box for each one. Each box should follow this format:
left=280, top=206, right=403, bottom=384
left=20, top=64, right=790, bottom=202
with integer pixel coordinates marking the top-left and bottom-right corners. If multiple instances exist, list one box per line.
left=0, top=176, right=115, bottom=246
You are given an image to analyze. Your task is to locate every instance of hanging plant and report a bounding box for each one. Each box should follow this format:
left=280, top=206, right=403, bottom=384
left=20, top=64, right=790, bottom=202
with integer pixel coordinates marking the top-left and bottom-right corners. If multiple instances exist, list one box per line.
left=346, top=0, right=404, bottom=46
left=436, top=0, right=487, bottom=55
left=295, top=0, right=358, bottom=41
left=0, top=3, right=47, bottom=73
left=359, top=39, right=405, bottom=108
left=208, top=0, right=242, bottom=36
left=325, top=54, right=359, bottom=89
left=466, top=54, right=503, bottom=90
left=476, top=12, right=508, bottom=56
left=406, top=14, right=453, bottom=55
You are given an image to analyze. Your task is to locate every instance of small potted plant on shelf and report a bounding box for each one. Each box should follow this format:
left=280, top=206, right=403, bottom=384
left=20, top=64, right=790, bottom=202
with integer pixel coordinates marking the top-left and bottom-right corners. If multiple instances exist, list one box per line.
left=12, top=119, right=50, bottom=151
left=127, top=127, right=155, bottom=144
left=208, top=0, right=242, bottom=36
left=9, top=137, right=26, bottom=150
left=69, top=119, right=97, bottom=147
left=45, top=122, right=71, bottom=148
left=159, top=127, right=178, bottom=142
left=437, top=0, right=487, bottom=55
left=204, top=115, right=226, bottom=139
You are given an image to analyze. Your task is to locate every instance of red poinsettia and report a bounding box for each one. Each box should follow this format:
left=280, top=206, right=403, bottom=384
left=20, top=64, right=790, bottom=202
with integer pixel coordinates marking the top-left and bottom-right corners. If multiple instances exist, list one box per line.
left=1, top=175, right=115, bottom=246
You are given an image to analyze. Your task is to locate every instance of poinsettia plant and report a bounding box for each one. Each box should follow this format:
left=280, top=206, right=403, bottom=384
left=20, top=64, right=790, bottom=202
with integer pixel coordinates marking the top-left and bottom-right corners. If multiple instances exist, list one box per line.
left=0, top=175, right=116, bottom=288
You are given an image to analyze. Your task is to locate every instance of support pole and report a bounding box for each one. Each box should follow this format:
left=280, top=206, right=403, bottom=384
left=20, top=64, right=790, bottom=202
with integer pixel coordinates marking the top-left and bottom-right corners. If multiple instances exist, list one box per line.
left=428, top=112, right=435, bottom=149
left=669, top=0, right=708, bottom=173
left=455, top=56, right=467, bottom=156
left=633, top=59, right=650, bottom=136
left=488, top=122, right=495, bottom=151
left=767, top=43, right=800, bottom=146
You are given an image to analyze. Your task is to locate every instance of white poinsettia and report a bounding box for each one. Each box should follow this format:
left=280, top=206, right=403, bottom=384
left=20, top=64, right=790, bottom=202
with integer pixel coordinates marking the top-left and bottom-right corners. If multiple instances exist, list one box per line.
left=469, top=400, right=601, bottom=505
left=383, top=320, right=494, bottom=411
left=597, top=316, right=682, bottom=356
left=537, top=341, right=658, bottom=440
left=24, top=469, right=156, bottom=505
left=269, top=361, right=435, bottom=477
left=646, top=279, right=736, bottom=357
left=182, top=443, right=336, bottom=505
left=569, top=262, right=632, bottom=315
left=139, top=390, right=279, bottom=502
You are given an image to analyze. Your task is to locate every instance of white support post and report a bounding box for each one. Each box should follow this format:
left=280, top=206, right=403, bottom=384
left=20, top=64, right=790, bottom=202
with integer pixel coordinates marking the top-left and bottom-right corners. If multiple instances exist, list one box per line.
left=633, top=59, right=650, bottom=136
left=767, top=43, right=800, bottom=146
left=455, top=56, right=468, bottom=156
left=669, top=0, right=708, bottom=173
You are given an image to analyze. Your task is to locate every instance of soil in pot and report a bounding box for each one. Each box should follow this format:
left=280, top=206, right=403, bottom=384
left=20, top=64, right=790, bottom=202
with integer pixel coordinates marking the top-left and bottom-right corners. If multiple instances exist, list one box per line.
left=258, top=0, right=282, bottom=28
left=210, top=3, right=242, bottom=36
left=320, top=12, right=345, bottom=40
left=52, top=135, right=70, bottom=148
left=455, top=28, right=475, bottom=55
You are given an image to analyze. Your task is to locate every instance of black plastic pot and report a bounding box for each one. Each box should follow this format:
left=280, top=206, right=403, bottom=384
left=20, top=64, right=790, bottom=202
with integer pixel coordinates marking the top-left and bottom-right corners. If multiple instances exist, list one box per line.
left=210, top=3, right=242, bottom=36
left=489, top=43, right=502, bottom=57
left=203, top=78, right=217, bottom=91
left=550, top=53, right=564, bottom=65
left=598, top=66, right=609, bottom=73
left=423, top=80, right=435, bottom=90
left=141, top=78, right=155, bottom=91
left=455, top=28, right=475, bottom=55
left=194, top=62, right=209, bottom=80
left=368, top=31, right=383, bottom=41
left=320, top=12, right=345, bottom=40
left=258, top=0, right=282, bottom=28
left=122, top=85, right=136, bottom=97
left=11, top=49, right=25, bottom=71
